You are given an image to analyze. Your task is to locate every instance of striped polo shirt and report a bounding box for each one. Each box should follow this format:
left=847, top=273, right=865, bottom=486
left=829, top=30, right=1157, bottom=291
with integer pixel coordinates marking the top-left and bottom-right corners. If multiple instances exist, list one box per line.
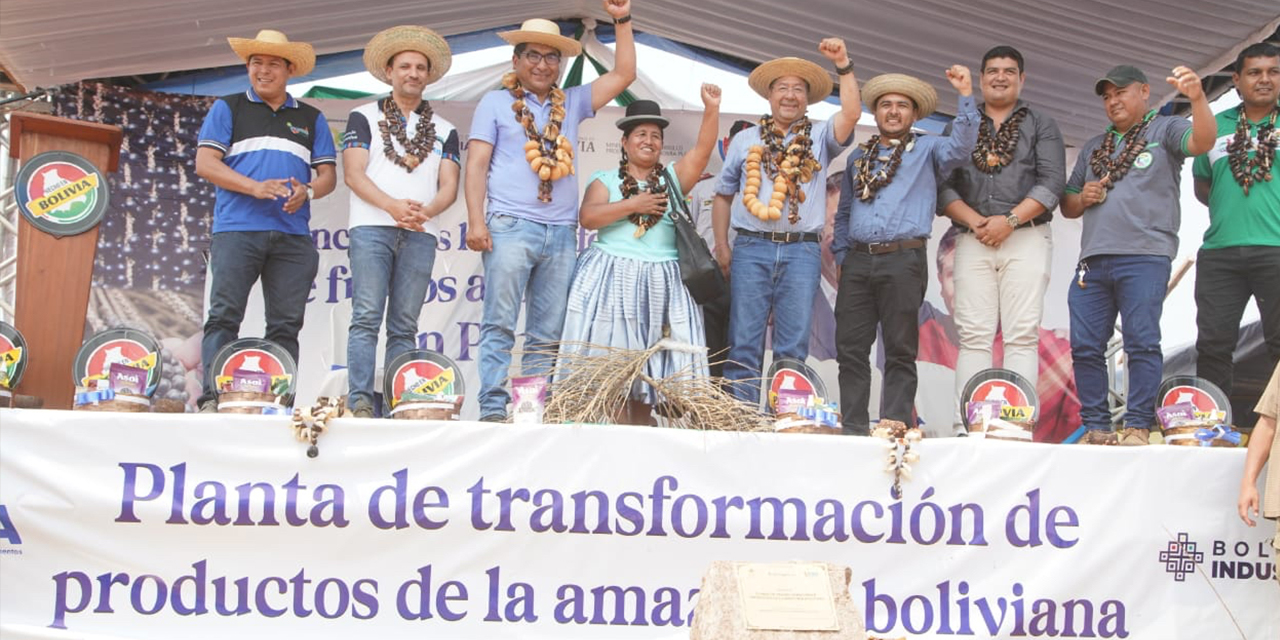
left=197, top=88, right=337, bottom=235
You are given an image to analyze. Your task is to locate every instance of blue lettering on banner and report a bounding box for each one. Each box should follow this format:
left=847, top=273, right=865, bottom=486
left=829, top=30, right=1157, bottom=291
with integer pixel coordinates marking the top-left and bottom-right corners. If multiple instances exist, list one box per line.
left=0, top=504, right=22, bottom=545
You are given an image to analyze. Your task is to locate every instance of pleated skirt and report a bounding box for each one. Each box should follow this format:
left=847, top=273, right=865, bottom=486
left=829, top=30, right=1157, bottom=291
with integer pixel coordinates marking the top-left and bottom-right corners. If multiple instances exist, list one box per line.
left=558, top=247, right=709, bottom=404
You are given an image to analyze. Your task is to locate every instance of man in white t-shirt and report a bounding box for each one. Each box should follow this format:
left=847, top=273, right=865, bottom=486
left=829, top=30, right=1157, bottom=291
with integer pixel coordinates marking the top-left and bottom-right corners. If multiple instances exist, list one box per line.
left=341, top=26, right=460, bottom=416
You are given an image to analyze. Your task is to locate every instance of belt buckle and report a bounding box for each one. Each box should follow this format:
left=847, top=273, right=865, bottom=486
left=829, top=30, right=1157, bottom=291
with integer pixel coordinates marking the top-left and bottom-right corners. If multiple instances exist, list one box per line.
left=865, top=241, right=886, bottom=254
left=770, top=231, right=794, bottom=243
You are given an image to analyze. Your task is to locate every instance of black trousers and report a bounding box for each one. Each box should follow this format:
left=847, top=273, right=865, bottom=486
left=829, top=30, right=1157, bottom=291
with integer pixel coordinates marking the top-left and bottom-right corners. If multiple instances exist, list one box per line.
left=835, top=247, right=928, bottom=435
left=701, top=287, right=731, bottom=378
left=1195, top=246, right=1280, bottom=396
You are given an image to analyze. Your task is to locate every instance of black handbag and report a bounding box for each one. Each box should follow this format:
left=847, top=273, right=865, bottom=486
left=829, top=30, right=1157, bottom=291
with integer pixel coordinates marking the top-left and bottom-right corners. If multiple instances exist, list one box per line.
left=664, top=169, right=727, bottom=305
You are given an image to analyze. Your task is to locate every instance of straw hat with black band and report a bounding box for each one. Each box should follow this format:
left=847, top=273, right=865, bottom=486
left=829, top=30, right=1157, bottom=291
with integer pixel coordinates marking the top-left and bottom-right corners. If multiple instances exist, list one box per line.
left=748, top=57, right=833, bottom=105
left=498, top=19, right=582, bottom=57
left=227, top=29, right=316, bottom=77
left=861, top=73, right=939, bottom=119
left=363, top=25, right=453, bottom=85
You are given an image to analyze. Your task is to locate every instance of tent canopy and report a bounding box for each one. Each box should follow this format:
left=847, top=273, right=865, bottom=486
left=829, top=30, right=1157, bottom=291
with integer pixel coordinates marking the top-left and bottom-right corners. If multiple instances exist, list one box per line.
left=2, top=0, right=1278, bottom=145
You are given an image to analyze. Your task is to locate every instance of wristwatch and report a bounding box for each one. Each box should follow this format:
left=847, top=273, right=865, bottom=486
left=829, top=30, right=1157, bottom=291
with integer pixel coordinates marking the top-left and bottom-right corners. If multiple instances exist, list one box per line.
left=1005, top=213, right=1020, bottom=229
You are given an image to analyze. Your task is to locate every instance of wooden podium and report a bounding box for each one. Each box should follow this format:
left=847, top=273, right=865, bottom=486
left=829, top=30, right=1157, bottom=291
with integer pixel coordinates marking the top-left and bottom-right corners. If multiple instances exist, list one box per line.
left=8, top=112, right=122, bottom=409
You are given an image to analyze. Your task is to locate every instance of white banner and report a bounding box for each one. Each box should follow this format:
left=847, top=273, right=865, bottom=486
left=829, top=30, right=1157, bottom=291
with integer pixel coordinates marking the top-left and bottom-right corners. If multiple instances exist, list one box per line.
left=0, top=409, right=1275, bottom=638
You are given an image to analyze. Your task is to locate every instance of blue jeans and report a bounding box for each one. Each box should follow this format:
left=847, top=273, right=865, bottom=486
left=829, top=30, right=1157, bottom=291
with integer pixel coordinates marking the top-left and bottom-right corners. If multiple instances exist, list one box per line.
left=346, top=226, right=438, bottom=410
left=478, top=214, right=576, bottom=417
left=200, top=231, right=319, bottom=405
left=723, top=235, right=822, bottom=404
left=1068, top=254, right=1171, bottom=431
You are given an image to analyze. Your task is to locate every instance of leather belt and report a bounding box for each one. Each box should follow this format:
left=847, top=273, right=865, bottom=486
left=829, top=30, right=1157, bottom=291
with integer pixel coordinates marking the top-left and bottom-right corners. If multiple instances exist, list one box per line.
left=956, top=217, right=1049, bottom=233
left=736, top=228, right=820, bottom=243
left=851, top=238, right=926, bottom=255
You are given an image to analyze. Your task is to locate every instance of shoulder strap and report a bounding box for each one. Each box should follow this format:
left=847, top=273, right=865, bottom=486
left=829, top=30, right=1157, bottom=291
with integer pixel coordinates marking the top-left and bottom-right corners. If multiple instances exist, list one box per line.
left=664, top=167, right=692, bottom=221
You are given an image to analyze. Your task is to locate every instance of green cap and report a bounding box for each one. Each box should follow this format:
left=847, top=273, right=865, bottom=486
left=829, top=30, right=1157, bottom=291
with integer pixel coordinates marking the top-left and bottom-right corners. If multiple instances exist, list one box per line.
left=1094, top=65, right=1148, bottom=95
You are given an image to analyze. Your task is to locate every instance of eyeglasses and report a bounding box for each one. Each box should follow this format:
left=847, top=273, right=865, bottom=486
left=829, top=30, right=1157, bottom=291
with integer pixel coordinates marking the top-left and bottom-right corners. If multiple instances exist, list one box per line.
left=522, top=50, right=562, bottom=66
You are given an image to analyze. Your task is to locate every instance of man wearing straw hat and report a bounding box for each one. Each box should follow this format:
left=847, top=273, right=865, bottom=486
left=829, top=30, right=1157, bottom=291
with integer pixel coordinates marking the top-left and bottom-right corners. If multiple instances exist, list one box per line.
left=341, top=26, right=459, bottom=418
left=711, top=39, right=862, bottom=405
left=831, top=65, right=979, bottom=435
left=1061, top=63, right=1215, bottom=445
left=195, top=29, right=337, bottom=412
left=937, top=45, right=1066, bottom=437
left=465, top=0, right=636, bottom=422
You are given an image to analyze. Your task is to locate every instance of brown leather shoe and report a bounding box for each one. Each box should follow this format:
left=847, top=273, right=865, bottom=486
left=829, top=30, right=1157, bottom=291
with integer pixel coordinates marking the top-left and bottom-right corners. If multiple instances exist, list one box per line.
left=1118, top=427, right=1151, bottom=446
left=1079, top=429, right=1118, bottom=445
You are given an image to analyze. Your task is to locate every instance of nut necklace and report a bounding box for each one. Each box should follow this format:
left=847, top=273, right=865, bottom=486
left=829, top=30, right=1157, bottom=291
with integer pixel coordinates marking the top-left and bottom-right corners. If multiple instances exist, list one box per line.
left=378, top=97, right=436, bottom=172
left=971, top=107, right=1027, bottom=173
left=741, top=115, right=821, bottom=224
left=504, top=72, right=575, bottom=202
left=850, top=134, right=914, bottom=201
left=1089, top=113, right=1152, bottom=192
left=617, top=154, right=668, bottom=237
left=1228, top=103, right=1278, bottom=195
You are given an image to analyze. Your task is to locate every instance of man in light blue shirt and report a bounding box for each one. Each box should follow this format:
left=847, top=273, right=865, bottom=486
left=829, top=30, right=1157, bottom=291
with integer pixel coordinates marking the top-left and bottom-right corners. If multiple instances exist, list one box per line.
left=464, top=3, right=636, bottom=421
left=712, top=38, right=861, bottom=405
left=831, top=67, right=978, bottom=434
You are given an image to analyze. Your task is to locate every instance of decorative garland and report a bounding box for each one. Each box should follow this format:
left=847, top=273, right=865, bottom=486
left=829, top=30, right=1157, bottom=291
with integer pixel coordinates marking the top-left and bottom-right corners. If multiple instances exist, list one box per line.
left=291, top=396, right=344, bottom=458
left=971, top=107, right=1028, bottom=173
left=1089, top=114, right=1152, bottom=191
left=741, top=115, right=821, bottom=224
left=872, top=419, right=922, bottom=500
left=617, top=153, right=668, bottom=238
left=504, top=72, right=575, bottom=202
left=1227, top=104, right=1279, bottom=196
left=849, top=134, right=915, bottom=201
left=378, top=97, right=437, bottom=172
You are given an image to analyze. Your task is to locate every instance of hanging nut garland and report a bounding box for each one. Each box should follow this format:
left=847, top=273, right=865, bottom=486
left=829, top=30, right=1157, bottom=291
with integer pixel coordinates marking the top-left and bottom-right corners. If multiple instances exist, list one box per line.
left=971, top=107, right=1027, bottom=173
left=1227, top=104, right=1278, bottom=196
left=741, top=115, right=821, bottom=224
left=505, top=72, right=575, bottom=202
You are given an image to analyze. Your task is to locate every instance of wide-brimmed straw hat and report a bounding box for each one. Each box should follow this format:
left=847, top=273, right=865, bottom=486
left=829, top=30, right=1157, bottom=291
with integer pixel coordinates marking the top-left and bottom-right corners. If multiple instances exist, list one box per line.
left=615, top=100, right=669, bottom=131
left=748, top=57, right=833, bottom=104
left=862, top=73, right=939, bottom=119
left=227, top=29, right=316, bottom=77
left=363, top=25, right=453, bottom=85
left=498, top=19, right=582, bottom=57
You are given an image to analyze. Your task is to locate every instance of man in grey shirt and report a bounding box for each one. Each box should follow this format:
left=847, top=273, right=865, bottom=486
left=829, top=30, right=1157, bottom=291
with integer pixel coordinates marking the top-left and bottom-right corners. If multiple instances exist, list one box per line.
left=938, top=45, right=1065, bottom=436
left=1061, top=64, right=1215, bottom=445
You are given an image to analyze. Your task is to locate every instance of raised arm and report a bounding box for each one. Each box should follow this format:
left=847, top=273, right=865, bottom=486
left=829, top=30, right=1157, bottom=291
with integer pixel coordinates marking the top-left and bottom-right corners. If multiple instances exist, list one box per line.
left=673, top=84, right=722, bottom=193
left=591, top=0, right=637, bottom=111
left=818, top=38, right=860, bottom=144
left=1168, top=65, right=1215, bottom=156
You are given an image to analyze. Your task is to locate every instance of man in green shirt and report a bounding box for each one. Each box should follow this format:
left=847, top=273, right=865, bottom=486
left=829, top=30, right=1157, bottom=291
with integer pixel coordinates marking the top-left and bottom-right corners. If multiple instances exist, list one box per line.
left=1193, top=43, right=1280, bottom=399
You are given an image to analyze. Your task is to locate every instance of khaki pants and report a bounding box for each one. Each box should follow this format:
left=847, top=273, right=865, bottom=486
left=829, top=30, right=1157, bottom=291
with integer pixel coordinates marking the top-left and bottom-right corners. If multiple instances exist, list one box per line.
left=952, top=224, right=1053, bottom=426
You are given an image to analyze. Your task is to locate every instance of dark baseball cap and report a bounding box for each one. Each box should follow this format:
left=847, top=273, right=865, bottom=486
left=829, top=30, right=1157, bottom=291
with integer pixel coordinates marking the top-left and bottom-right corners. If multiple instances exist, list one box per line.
left=1094, top=65, right=1148, bottom=95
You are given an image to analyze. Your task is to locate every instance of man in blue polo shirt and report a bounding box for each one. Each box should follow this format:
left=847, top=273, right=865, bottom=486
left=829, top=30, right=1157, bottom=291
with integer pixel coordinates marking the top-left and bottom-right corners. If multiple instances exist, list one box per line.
left=464, top=1, right=636, bottom=421
left=195, top=29, right=337, bottom=411
left=712, top=39, right=862, bottom=405
left=1061, top=64, right=1215, bottom=445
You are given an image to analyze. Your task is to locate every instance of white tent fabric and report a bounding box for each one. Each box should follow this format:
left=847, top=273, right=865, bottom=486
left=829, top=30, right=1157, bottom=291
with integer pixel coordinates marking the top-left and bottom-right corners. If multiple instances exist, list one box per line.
left=2, top=1, right=1277, bottom=145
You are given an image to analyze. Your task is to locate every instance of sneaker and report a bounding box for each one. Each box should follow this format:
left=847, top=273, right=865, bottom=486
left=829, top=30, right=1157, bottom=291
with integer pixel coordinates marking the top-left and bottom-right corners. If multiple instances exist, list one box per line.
left=1079, top=429, right=1118, bottom=445
left=479, top=414, right=507, bottom=423
left=198, top=400, right=218, bottom=414
left=351, top=405, right=374, bottom=419
left=1118, top=427, right=1151, bottom=446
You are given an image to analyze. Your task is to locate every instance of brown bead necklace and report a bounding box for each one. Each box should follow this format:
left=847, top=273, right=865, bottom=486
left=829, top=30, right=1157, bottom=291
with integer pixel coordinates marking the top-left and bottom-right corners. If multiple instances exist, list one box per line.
left=504, top=72, right=575, bottom=202
left=741, top=115, right=821, bottom=224
left=971, top=107, right=1028, bottom=173
left=1228, top=104, right=1278, bottom=196
left=850, top=134, right=914, bottom=201
left=1089, top=113, right=1153, bottom=189
left=378, top=97, right=436, bottom=172
left=617, top=155, right=668, bottom=237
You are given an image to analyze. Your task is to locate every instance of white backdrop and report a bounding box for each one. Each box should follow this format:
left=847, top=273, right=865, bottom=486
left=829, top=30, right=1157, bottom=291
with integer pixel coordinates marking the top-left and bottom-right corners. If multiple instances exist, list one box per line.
left=0, top=409, right=1275, bottom=638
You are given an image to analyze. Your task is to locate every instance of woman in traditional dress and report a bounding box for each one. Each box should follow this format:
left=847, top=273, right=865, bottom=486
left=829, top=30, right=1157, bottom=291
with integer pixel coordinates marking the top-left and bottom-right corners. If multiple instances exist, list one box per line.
left=559, top=84, right=721, bottom=424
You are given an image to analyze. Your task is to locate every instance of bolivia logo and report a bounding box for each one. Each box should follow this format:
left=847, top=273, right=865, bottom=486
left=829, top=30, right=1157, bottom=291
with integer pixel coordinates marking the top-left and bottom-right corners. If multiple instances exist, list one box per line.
left=384, top=350, right=464, bottom=408
left=0, top=321, right=27, bottom=389
left=1157, top=376, right=1232, bottom=424
left=75, top=329, right=162, bottom=397
left=15, top=151, right=109, bottom=237
left=210, top=338, right=297, bottom=399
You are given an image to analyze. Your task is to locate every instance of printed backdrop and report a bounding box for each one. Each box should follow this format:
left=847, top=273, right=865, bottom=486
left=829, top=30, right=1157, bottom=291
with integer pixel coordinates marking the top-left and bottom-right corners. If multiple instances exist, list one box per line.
left=0, top=410, right=1274, bottom=638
